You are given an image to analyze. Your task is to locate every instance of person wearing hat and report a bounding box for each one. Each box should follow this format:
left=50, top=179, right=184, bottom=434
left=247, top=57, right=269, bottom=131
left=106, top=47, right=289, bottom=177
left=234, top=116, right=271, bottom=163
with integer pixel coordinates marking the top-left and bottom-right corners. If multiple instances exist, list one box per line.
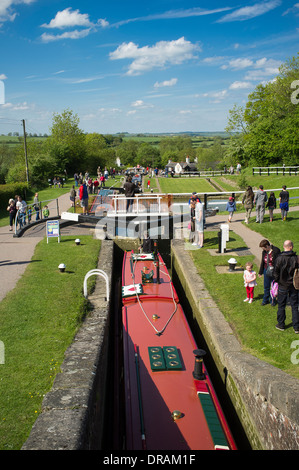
left=188, top=192, right=201, bottom=205
left=226, top=196, right=236, bottom=223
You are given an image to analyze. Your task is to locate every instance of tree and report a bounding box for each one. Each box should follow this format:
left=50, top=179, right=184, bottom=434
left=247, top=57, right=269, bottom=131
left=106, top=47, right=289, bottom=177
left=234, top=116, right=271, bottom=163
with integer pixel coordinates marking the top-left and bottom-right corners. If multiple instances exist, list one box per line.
left=136, top=143, right=160, bottom=168
left=245, top=60, right=299, bottom=164
left=225, top=54, right=299, bottom=166
left=115, top=140, right=139, bottom=167
left=85, top=133, right=107, bottom=173
left=47, top=109, right=86, bottom=174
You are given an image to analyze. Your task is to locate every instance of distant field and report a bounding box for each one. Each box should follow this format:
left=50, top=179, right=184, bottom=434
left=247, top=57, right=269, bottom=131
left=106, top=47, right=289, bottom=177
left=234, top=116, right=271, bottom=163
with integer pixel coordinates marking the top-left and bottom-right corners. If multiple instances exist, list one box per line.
left=0, top=135, right=47, bottom=147
left=121, top=133, right=230, bottom=148
left=0, top=133, right=230, bottom=149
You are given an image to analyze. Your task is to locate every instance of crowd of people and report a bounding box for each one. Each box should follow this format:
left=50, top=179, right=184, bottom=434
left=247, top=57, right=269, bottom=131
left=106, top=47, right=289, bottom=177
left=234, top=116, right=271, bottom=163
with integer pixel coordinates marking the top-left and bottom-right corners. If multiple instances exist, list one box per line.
left=71, top=169, right=120, bottom=214
left=5, top=173, right=299, bottom=332
left=210, top=184, right=291, bottom=226
left=186, top=185, right=298, bottom=333
left=70, top=168, right=143, bottom=214
left=6, top=193, right=48, bottom=231
left=255, top=238, right=299, bottom=333
left=186, top=184, right=291, bottom=249
left=73, top=168, right=117, bottom=192
left=234, top=184, right=290, bottom=224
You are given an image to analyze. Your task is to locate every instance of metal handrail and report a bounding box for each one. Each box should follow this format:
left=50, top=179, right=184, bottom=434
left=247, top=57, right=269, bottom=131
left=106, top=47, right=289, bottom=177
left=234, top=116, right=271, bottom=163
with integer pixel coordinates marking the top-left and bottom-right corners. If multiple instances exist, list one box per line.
left=14, top=198, right=59, bottom=234
left=83, top=269, right=109, bottom=301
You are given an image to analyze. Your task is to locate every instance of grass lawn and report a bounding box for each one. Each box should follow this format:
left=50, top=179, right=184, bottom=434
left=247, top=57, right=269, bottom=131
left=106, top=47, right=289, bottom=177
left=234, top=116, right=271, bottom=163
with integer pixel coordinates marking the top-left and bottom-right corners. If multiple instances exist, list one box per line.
left=188, top=212, right=299, bottom=380
left=214, top=172, right=299, bottom=205
left=247, top=210, right=299, bottom=247
left=0, top=235, right=101, bottom=450
left=144, top=176, right=158, bottom=192
left=159, top=177, right=216, bottom=194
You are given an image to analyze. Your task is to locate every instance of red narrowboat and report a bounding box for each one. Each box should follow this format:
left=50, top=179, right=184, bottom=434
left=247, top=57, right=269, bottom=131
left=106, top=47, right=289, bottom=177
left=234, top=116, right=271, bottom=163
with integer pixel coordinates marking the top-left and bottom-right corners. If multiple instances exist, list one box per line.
left=121, top=249, right=237, bottom=450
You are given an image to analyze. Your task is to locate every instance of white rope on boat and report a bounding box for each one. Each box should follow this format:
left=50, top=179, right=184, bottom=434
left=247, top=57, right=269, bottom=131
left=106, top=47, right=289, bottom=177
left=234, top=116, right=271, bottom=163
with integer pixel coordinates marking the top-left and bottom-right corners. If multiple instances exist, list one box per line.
left=130, top=255, right=178, bottom=336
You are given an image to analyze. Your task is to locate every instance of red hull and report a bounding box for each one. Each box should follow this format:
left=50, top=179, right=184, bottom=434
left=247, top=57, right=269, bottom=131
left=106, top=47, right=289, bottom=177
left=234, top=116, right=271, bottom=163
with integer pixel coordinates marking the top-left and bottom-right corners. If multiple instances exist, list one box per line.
left=122, top=251, right=236, bottom=450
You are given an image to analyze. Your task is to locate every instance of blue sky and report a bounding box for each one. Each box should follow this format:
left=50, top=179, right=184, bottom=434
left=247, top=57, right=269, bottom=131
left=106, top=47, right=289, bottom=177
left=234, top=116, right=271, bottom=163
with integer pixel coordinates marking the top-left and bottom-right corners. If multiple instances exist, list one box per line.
left=0, top=0, right=298, bottom=135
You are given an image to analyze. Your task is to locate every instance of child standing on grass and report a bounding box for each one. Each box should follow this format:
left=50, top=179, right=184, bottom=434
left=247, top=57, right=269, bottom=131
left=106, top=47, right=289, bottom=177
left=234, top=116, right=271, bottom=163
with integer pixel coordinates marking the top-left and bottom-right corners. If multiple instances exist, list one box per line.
left=243, top=261, right=257, bottom=304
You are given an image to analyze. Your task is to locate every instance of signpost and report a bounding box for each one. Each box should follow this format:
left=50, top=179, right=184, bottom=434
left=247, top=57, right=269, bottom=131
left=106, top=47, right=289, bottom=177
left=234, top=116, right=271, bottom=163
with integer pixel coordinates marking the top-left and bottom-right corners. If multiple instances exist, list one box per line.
left=46, top=220, right=60, bottom=243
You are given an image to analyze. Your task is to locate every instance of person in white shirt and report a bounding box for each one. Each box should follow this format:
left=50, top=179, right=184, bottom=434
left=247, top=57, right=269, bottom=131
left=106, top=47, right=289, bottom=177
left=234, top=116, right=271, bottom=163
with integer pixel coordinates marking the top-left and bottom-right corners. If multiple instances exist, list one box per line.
left=16, top=196, right=27, bottom=228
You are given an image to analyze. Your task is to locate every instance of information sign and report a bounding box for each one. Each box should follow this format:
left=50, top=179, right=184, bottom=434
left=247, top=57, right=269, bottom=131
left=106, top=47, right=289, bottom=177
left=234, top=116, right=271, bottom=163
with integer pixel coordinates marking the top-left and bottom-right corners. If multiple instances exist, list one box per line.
left=46, top=220, right=60, bottom=243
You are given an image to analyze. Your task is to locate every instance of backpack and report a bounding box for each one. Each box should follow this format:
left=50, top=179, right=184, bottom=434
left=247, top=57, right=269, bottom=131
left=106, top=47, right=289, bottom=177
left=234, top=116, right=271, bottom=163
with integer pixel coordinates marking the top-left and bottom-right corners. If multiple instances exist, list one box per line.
left=270, top=281, right=278, bottom=299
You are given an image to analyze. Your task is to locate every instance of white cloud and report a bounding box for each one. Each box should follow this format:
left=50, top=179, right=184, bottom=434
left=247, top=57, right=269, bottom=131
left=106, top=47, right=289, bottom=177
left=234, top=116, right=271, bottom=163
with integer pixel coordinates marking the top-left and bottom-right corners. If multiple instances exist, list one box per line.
left=98, top=18, right=109, bottom=28
left=283, top=3, right=299, bottom=16
left=111, top=7, right=233, bottom=27
left=221, top=58, right=254, bottom=70
left=221, top=57, right=281, bottom=80
left=0, top=74, right=8, bottom=80
left=110, top=37, right=199, bottom=76
left=202, top=89, right=228, bottom=103
left=131, top=100, right=154, bottom=109
left=41, top=28, right=92, bottom=43
left=154, top=78, right=178, bottom=88
left=244, top=58, right=281, bottom=80
left=41, top=7, right=106, bottom=29
left=229, top=81, right=253, bottom=90
left=132, top=100, right=144, bottom=107
left=217, top=0, right=281, bottom=23
left=1, top=101, right=30, bottom=110
left=81, top=113, right=97, bottom=121
left=40, top=7, right=108, bottom=42
left=13, top=101, right=30, bottom=110
left=0, top=0, right=35, bottom=23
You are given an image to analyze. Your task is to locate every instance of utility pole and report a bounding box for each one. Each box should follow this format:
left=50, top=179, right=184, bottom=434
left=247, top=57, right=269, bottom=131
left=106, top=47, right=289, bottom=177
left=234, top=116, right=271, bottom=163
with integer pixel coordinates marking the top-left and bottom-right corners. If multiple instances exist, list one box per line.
left=22, top=119, right=29, bottom=184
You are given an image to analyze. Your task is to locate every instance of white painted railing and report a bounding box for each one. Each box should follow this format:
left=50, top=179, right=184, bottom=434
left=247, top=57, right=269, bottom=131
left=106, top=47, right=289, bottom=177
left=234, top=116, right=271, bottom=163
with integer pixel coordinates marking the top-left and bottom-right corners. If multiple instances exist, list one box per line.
left=83, top=269, right=109, bottom=301
left=109, top=194, right=172, bottom=215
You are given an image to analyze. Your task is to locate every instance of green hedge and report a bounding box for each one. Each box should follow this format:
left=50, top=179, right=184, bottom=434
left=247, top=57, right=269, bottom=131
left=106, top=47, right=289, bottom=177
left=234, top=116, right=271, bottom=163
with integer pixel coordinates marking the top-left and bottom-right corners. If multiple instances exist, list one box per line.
left=0, top=183, right=29, bottom=208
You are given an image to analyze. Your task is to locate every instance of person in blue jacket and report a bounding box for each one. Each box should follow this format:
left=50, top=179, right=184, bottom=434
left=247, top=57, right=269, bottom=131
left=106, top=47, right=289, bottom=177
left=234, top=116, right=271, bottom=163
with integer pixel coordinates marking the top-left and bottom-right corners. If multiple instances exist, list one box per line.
left=226, top=196, right=236, bottom=223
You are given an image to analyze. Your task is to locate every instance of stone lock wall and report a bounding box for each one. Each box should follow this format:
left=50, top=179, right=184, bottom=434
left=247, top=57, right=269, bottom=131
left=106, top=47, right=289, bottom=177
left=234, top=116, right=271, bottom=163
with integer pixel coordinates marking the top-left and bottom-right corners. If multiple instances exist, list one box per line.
left=171, top=239, right=299, bottom=450
left=22, top=240, right=114, bottom=450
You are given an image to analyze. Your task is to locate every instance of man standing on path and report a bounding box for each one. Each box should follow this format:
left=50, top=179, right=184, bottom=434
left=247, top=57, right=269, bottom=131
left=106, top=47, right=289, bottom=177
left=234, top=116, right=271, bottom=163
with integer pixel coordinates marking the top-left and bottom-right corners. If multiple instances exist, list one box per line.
left=79, top=181, right=89, bottom=215
left=124, top=176, right=137, bottom=212
left=273, top=240, right=299, bottom=333
left=254, top=185, right=268, bottom=223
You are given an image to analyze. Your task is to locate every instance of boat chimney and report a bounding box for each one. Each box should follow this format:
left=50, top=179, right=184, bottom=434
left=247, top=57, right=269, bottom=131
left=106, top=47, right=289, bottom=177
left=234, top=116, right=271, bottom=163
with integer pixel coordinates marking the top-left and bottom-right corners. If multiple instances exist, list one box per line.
left=192, top=349, right=206, bottom=380
left=154, top=241, right=160, bottom=284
